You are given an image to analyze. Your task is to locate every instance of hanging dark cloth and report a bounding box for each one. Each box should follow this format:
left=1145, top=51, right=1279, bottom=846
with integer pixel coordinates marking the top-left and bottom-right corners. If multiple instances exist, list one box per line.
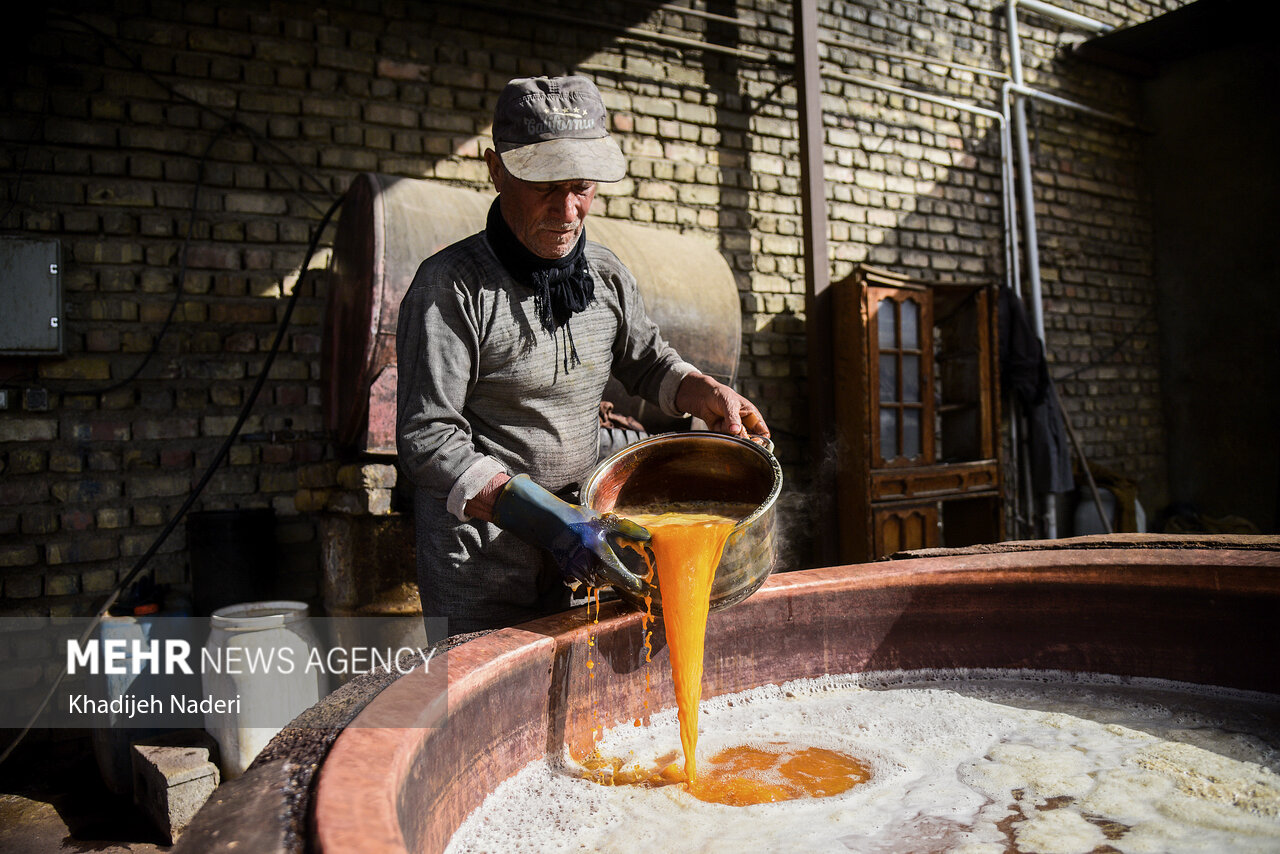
left=485, top=197, right=595, bottom=347
left=998, top=286, right=1074, bottom=494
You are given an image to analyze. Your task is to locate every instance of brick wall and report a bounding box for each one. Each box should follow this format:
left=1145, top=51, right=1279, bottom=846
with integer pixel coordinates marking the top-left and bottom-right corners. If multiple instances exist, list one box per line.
left=0, top=0, right=1181, bottom=619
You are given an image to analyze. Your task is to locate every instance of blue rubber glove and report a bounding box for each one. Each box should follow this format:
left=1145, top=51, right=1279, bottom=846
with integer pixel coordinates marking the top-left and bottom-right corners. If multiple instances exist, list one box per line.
left=491, top=474, right=649, bottom=594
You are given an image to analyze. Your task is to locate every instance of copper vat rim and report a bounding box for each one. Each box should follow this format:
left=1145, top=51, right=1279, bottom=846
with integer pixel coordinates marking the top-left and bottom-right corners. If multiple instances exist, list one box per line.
left=310, top=541, right=1280, bottom=854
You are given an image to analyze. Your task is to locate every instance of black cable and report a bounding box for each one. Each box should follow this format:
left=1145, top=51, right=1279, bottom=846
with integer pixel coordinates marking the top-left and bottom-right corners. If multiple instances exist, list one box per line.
left=0, top=137, right=33, bottom=230
left=0, top=83, right=46, bottom=230
left=0, top=194, right=344, bottom=768
left=0, top=7, right=353, bottom=767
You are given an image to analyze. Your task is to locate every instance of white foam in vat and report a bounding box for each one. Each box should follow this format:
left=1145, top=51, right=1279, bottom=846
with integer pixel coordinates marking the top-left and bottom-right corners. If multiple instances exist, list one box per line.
left=444, top=670, right=1280, bottom=854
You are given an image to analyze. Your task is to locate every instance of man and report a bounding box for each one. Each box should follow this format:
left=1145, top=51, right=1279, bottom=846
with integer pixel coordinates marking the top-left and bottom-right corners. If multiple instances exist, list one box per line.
left=396, top=75, right=769, bottom=637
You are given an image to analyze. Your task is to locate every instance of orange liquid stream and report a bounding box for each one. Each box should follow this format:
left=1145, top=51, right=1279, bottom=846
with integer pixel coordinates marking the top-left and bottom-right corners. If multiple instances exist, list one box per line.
left=591, top=509, right=874, bottom=806
left=626, top=511, right=735, bottom=784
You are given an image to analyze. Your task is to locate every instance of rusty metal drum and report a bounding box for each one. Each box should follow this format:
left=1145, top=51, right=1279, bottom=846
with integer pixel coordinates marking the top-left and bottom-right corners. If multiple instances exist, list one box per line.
left=581, top=431, right=783, bottom=614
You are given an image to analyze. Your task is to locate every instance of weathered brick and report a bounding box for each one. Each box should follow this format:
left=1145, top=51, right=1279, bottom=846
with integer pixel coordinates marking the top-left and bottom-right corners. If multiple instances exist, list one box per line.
left=297, top=462, right=338, bottom=489
left=96, top=507, right=132, bottom=529
left=320, top=148, right=379, bottom=171
left=259, top=471, right=298, bottom=493
left=49, top=451, right=84, bottom=473
left=185, top=245, right=241, bottom=270
left=129, top=474, right=190, bottom=499
left=328, top=488, right=392, bottom=516
left=159, top=449, right=194, bottom=468
left=47, top=539, right=119, bottom=566
left=86, top=180, right=154, bottom=207
left=207, top=469, right=256, bottom=495
left=364, top=103, right=419, bottom=128
left=84, top=329, right=122, bottom=352
left=82, top=568, right=119, bottom=593
left=60, top=509, right=95, bottom=531
left=0, top=480, right=49, bottom=507
left=209, top=385, right=242, bottom=407
left=377, top=58, right=430, bottom=81
left=3, top=573, right=42, bottom=597
left=133, top=418, right=199, bottom=441
left=86, top=420, right=131, bottom=442
left=44, top=118, right=118, bottom=147
left=188, top=28, right=253, bottom=57
left=0, top=545, right=40, bottom=568
left=0, top=419, right=57, bottom=442
left=119, top=532, right=180, bottom=558
left=50, top=480, right=122, bottom=503
left=336, top=464, right=397, bottom=491
left=38, top=359, right=111, bottom=382
left=209, top=302, right=274, bottom=324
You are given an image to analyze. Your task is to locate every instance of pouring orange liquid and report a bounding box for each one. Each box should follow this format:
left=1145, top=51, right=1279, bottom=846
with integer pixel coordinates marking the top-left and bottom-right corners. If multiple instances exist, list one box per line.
left=592, top=504, right=873, bottom=805
left=624, top=509, right=737, bottom=783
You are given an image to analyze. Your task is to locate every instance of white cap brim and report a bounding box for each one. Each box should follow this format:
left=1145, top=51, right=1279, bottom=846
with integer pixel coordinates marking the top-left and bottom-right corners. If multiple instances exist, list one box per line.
left=498, top=135, right=627, bottom=183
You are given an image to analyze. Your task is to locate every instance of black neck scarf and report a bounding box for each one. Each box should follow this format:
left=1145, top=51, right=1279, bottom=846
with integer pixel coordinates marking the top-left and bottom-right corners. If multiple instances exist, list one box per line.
left=485, top=197, right=596, bottom=338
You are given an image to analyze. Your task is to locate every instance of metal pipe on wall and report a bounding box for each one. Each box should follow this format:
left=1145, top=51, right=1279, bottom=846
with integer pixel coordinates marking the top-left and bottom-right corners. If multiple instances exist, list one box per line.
left=1007, top=82, right=1138, bottom=128
left=1017, top=0, right=1112, bottom=33
left=1003, top=0, right=1119, bottom=539
left=463, top=0, right=780, bottom=63
left=1005, top=3, right=1044, bottom=339
left=821, top=34, right=1012, bottom=81
left=795, top=0, right=837, bottom=566
left=821, top=64, right=1030, bottom=538
left=815, top=35, right=1022, bottom=296
left=825, top=6, right=1130, bottom=541
left=821, top=68, right=1019, bottom=299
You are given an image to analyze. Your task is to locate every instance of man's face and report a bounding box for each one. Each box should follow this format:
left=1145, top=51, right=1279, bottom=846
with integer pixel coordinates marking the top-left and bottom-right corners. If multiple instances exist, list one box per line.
left=486, top=150, right=598, bottom=260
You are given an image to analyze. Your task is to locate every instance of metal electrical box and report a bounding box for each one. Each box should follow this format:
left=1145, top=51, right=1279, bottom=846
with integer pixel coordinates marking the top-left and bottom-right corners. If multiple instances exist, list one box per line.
left=0, top=237, right=63, bottom=356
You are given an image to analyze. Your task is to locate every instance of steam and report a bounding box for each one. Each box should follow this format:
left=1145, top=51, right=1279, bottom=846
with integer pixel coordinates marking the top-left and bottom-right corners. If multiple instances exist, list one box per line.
left=773, top=436, right=846, bottom=572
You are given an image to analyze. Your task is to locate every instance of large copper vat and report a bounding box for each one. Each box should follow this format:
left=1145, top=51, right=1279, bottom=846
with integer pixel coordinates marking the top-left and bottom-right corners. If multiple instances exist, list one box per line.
left=308, top=539, right=1280, bottom=854
left=322, top=174, right=743, bottom=454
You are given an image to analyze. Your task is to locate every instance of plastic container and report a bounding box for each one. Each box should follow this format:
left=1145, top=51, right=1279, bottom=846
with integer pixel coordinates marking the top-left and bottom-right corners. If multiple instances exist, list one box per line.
left=201, top=601, right=326, bottom=778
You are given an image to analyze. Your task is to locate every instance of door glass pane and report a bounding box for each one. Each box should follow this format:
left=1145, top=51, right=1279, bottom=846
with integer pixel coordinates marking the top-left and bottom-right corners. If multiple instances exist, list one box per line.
left=880, top=407, right=898, bottom=459
left=877, top=299, right=897, bottom=347
left=903, top=408, right=921, bottom=459
left=879, top=354, right=897, bottom=402
left=902, top=354, right=921, bottom=402
left=902, top=298, right=919, bottom=349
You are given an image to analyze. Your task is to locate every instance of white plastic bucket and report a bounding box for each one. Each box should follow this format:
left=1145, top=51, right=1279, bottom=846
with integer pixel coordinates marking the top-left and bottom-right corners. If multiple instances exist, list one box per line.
left=202, top=601, right=325, bottom=778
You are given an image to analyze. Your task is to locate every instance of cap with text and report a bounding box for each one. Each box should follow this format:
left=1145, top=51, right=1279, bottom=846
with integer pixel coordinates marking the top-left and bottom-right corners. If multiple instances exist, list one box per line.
left=492, top=75, right=626, bottom=183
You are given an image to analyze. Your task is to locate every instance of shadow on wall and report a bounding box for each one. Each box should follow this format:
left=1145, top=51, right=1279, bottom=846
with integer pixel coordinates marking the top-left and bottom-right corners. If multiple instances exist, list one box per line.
left=2, top=0, right=1242, bottom=629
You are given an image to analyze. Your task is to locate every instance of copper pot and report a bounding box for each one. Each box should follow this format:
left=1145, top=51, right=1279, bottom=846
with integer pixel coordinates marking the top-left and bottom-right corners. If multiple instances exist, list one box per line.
left=581, top=432, right=783, bottom=613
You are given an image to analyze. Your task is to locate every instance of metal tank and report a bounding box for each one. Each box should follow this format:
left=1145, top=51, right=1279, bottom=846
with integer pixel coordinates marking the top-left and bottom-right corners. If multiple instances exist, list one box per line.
left=322, top=173, right=743, bottom=455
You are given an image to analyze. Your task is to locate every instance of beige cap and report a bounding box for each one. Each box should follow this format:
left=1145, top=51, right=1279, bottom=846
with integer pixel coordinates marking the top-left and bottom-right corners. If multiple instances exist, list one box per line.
left=492, top=75, right=626, bottom=183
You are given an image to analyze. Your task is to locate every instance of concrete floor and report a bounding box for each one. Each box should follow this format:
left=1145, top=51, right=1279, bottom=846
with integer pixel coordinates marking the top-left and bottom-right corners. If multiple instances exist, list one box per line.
left=0, top=741, right=170, bottom=854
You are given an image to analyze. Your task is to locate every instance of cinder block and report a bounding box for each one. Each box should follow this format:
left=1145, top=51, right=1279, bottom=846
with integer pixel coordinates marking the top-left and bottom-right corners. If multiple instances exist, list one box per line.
left=132, top=732, right=221, bottom=845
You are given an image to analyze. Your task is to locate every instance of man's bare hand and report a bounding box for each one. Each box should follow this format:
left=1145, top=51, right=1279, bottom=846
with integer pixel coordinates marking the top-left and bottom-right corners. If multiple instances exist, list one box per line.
left=675, top=373, right=771, bottom=442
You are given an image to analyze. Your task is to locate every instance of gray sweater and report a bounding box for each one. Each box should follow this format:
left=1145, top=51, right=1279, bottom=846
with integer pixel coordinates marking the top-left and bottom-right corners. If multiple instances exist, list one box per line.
left=396, top=230, right=695, bottom=635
